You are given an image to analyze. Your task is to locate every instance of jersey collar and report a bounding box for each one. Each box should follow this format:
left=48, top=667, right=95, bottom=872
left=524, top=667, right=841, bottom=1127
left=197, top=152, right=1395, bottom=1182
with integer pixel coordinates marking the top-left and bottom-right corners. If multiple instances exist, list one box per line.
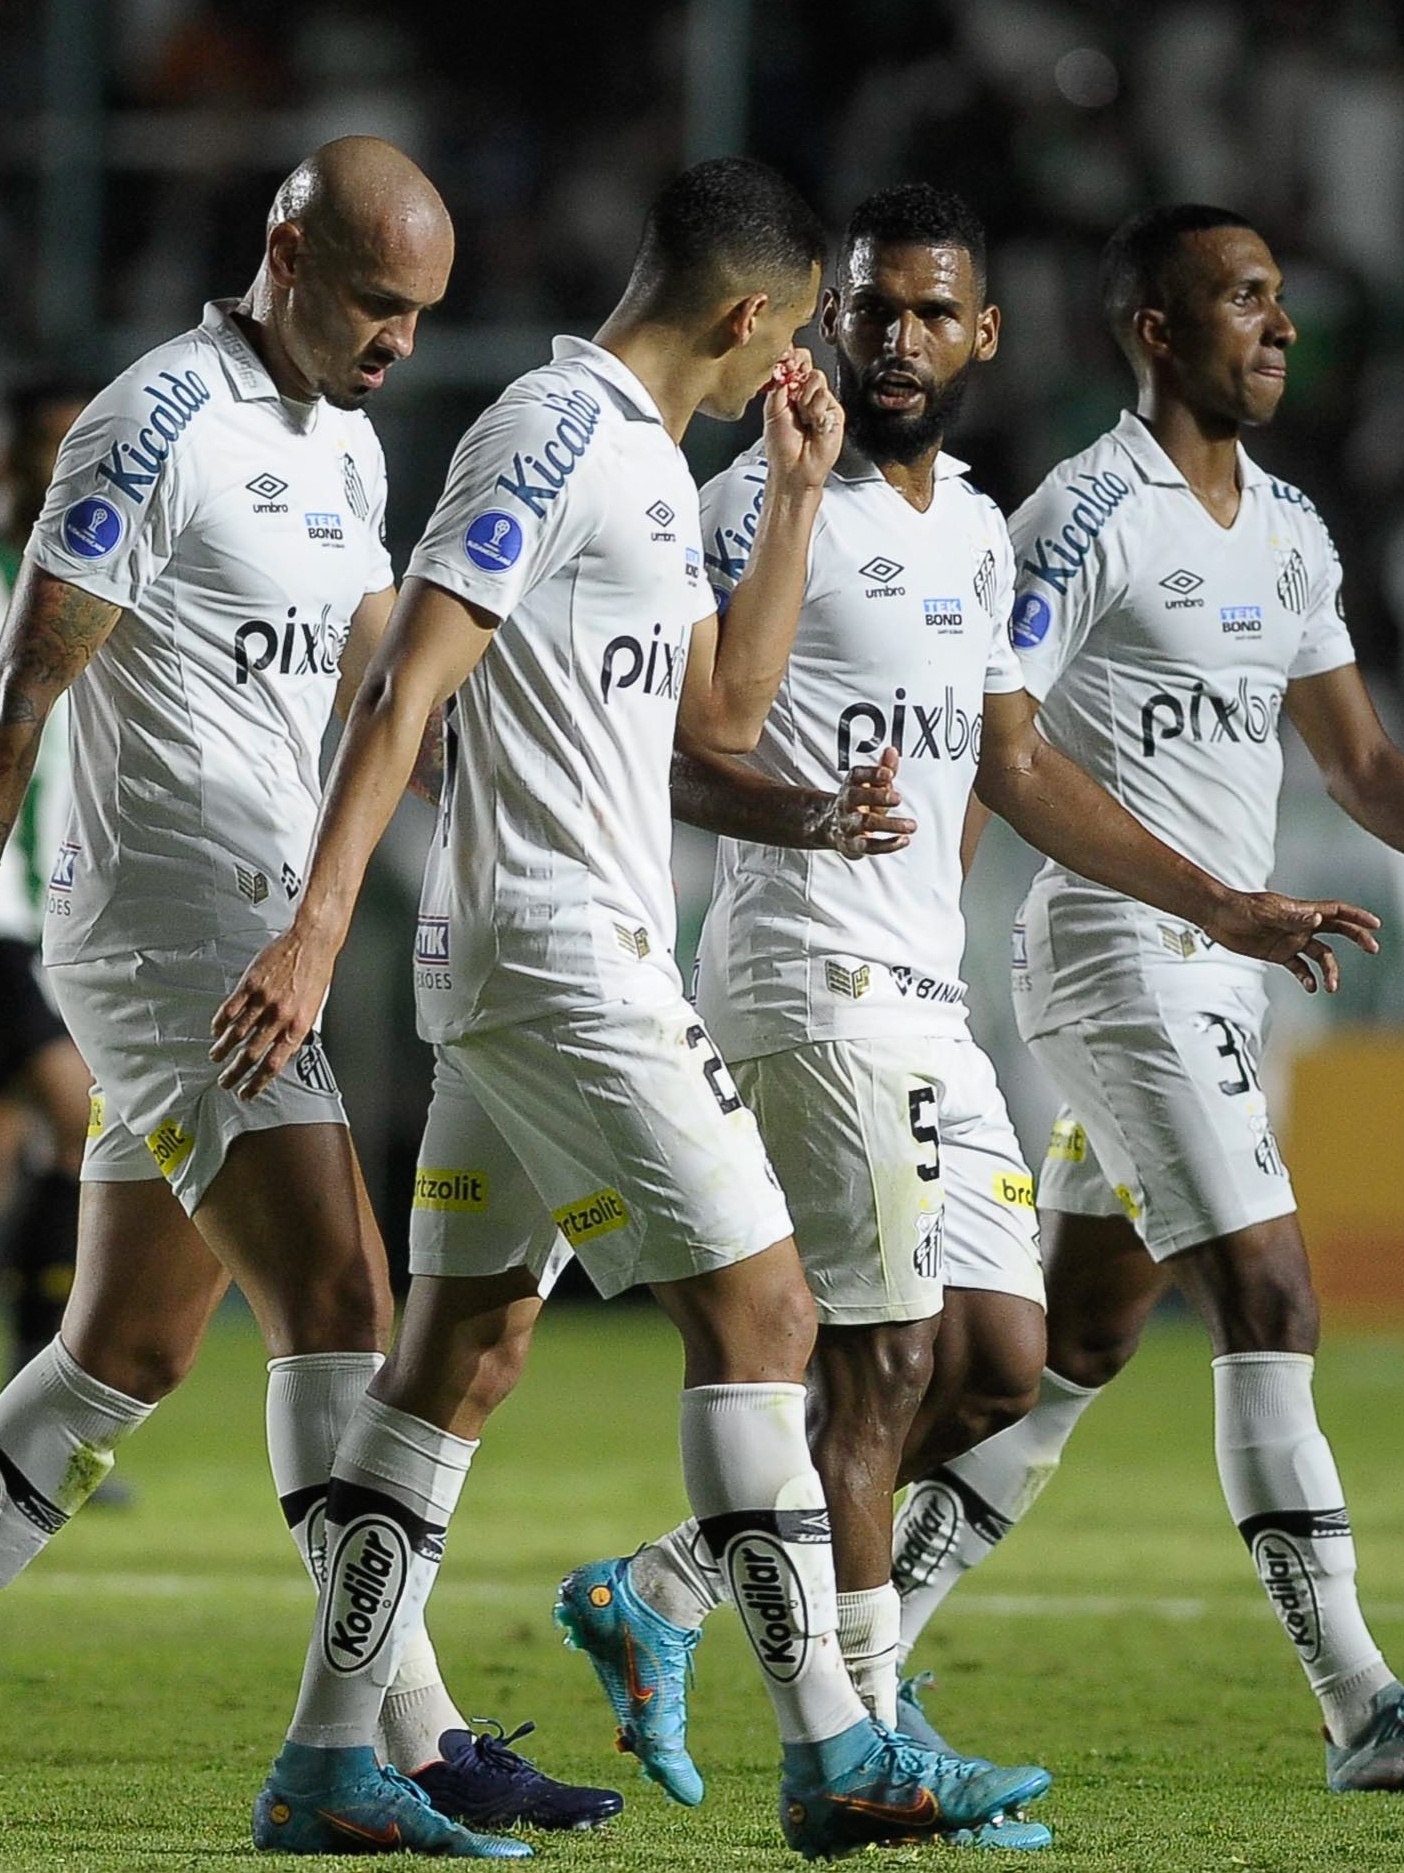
left=1112, top=408, right=1269, bottom=491
left=552, top=335, right=666, bottom=427
left=829, top=442, right=969, bottom=488
left=201, top=299, right=288, bottom=404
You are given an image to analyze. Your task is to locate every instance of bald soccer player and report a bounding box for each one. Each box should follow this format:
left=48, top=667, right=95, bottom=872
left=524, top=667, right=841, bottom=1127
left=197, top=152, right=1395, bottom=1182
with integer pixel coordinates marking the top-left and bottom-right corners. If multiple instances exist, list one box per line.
left=0, top=137, right=619, bottom=1847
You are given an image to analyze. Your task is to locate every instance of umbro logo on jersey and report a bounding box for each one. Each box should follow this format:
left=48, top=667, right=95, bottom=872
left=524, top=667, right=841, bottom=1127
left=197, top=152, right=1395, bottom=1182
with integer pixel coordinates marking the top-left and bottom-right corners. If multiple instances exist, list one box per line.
left=647, top=500, right=676, bottom=541
left=860, top=555, right=905, bottom=595
left=94, top=371, right=211, bottom=503
left=248, top=472, right=290, bottom=513
left=1160, top=567, right=1206, bottom=609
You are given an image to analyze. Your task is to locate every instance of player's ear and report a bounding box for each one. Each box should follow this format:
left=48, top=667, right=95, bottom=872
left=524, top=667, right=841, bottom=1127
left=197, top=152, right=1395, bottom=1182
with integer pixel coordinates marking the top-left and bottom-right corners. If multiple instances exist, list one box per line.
left=975, top=301, right=1000, bottom=362
left=725, top=292, right=770, bottom=350
left=1133, top=306, right=1172, bottom=362
left=818, top=287, right=840, bottom=345
left=266, top=221, right=304, bottom=290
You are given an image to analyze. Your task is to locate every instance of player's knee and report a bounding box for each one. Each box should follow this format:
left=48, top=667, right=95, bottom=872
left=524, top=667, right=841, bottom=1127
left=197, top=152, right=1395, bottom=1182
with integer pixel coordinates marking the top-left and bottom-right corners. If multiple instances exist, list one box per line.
left=863, top=1326, right=936, bottom=1420
left=69, top=1332, right=193, bottom=1405
left=1048, top=1319, right=1137, bottom=1391
left=278, top=1255, right=389, bottom=1354
left=1218, top=1262, right=1320, bottom=1354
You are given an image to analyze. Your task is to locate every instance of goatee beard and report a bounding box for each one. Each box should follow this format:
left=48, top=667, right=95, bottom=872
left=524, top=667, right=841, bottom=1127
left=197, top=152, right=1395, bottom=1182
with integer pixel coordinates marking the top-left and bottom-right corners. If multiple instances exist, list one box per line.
left=838, top=355, right=974, bottom=466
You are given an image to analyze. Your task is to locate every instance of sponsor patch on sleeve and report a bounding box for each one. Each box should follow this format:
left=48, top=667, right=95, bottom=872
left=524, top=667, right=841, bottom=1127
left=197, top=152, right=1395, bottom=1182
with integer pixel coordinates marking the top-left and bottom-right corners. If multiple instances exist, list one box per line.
left=61, top=496, right=125, bottom=560
left=1009, top=592, right=1052, bottom=649
left=463, top=510, right=524, bottom=572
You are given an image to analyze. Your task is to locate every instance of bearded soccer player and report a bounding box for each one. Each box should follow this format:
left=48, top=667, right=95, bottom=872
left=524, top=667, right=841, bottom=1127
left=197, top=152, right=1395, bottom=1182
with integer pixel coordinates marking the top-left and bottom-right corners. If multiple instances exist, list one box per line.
left=211, top=156, right=1064, bottom=1860
left=556, top=182, right=1384, bottom=1817
left=0, top=138, right=618, bottom=1850
left=888, top=203, right=1404, bottom=1792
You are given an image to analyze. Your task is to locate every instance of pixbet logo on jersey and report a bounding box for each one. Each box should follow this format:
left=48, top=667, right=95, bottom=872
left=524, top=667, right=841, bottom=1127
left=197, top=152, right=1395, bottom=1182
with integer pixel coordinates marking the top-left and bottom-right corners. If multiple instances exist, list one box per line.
left=837, top=686, right=980, bottom=769
left=94, top=372, right=211, bottom=502
left=233, top=606, right=348, bottom=684
left=600, top=623, right=688, bottom=704
left=1139, top=677, right=1280, bottom=755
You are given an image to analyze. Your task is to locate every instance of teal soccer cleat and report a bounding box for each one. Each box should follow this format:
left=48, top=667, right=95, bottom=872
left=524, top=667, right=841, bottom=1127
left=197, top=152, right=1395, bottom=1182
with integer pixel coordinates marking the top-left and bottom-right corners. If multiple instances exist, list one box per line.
left=947, top=1817, right=1055, bottom=1850
left=555, top=1556, right=703, bottom=1805
left=252, top=1742, right=533, bottom=1856
left=779, top=1718, right=1052, bottom=1861
left=896, top=1671, right=988, bottom=1762
left=1326, top=1682, right=1404, bottom=1791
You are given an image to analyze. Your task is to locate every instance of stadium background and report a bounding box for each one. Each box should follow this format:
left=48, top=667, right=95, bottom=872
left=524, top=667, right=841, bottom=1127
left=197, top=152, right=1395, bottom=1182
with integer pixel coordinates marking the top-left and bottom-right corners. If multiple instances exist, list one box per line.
left=2, top=0, right=1402, bottom=1306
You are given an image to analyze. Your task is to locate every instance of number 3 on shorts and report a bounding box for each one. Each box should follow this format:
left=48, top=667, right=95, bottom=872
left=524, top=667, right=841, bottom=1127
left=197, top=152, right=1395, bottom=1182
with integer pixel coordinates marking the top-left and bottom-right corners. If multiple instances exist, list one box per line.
left=908, top=1085, right=941, bottom=1182
left=686, top=1024, right=743, bottom=1115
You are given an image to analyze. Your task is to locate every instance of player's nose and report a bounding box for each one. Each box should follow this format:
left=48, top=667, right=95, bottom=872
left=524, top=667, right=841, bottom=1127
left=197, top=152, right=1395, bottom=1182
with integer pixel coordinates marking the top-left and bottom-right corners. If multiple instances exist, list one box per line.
left=887, top=309, right=923, bottom=358
left=379, top=313, right=419, bottom=361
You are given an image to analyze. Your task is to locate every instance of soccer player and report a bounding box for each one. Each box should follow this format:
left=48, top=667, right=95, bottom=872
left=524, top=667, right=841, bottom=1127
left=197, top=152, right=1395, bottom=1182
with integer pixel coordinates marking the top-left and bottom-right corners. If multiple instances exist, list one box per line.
left=0, top=383, right=94, bottom=1377
left=0, top=138, right=615, bottom=1850
left=887, top=203, right=1404, bottom=1791
left=210, top=156, right=1059, bottom=1861
left=556, top=184, right=1383, bottom=1814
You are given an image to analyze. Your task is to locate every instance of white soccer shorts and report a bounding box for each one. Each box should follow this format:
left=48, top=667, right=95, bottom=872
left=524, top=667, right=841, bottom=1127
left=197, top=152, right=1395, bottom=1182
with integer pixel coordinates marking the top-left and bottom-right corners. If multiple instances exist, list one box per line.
left=1029, top=979, right=1295, bottom=1259
left=731, top=1034, right=1045, bottom=1327
left=52, top=940, right=348, bottom=1215
left=418, top=995, right=792, bottom=1299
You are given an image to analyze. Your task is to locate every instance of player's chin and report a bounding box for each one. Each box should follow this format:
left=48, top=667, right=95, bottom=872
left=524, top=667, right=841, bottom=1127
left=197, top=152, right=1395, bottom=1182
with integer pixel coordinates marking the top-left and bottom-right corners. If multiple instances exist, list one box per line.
left=325, top=384, right=372, bottom=412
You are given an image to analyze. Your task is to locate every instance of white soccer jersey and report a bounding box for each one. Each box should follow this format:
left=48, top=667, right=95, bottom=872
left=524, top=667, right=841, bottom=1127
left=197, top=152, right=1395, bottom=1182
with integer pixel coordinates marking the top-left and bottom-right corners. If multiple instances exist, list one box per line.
left=1007, top=410, right=1354, bottom=1032
left=694, top=440, right=1024, bottom=1061
left=25, top=301, right=392, bottom=965
left=406, top=337, right=712, bottom=1039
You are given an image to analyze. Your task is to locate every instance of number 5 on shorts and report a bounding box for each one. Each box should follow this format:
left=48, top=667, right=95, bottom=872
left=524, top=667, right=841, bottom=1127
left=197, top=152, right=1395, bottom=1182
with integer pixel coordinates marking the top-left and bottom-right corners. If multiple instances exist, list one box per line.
left=908, top=1086, right=941, bottom=1182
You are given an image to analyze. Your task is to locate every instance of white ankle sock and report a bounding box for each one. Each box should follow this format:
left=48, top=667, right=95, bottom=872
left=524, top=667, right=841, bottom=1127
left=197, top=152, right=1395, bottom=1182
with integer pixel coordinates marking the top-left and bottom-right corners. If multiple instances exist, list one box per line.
left=1214, top=1352, right=1396, bottom=1745
left=286, top=1397, right=476, bottom=1750
left=893, top=1367, right=1099, bottom=1665
left=0, top=1337, right=153, bottom=1585
left=266, top=1355, right=468, bottom=1766
left=628, top=1518, right=725, bottom=1630
left=680, top=1382, right=867, bottom=1746
left=836, top=1584, right=900, bottom=1727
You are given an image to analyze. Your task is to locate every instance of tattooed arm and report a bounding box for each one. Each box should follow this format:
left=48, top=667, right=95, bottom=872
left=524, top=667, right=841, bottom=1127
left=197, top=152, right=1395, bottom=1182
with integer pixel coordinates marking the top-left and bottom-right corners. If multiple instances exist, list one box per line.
left=0, top=562, right=121, bottom=853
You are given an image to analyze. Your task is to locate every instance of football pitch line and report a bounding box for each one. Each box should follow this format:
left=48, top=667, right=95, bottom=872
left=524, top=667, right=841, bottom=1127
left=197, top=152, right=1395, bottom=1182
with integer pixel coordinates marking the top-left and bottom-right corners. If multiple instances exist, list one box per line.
left=15, top=1570, right=1404, bottom=1623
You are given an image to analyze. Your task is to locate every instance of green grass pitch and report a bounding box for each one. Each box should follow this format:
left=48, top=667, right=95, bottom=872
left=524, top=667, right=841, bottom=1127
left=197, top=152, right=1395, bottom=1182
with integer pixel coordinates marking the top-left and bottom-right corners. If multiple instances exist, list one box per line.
left=1, top=1306, right=1402, bottom=1870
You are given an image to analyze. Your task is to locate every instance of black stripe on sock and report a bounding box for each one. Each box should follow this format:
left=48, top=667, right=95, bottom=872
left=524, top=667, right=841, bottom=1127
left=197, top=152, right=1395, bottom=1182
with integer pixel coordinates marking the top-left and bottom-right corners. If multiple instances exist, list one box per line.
left=698, top=1506, right=831, bottom=1558
left=278, top=1481, right=327, bottom=1533
left=326, top=1477, right=447, bottom=1562
left=1237, top=1506, right=1351, bottom=1548
left=0, top=1445, right=67, bottom=1535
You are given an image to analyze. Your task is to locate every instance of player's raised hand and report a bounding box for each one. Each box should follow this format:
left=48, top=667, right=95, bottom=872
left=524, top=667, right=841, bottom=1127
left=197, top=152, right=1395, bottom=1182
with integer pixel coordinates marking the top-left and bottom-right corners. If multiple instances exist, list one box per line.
left=1202, top=891, right=1381, bottom=993
left=824, top=745, right=917, bottom=859
left=763, top=347, right=844, bottom=488
left=209, top=927, right=337, bottom=1099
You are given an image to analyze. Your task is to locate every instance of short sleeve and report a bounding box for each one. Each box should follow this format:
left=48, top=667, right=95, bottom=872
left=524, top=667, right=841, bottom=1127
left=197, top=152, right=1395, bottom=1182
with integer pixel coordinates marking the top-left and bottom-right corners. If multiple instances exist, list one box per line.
left=699, top=450, right=770, bottom=616
left=360, top=428, right=394, bottom=595
left=407, top=379, right=608, bottom=621
left=1287, top=508, right=1355, bottom=681
left=981, top=508, right=1024, bottom=694
left=26, top=373, right=202, bottom=608
left=1006, top=473, right=1106, bottom=702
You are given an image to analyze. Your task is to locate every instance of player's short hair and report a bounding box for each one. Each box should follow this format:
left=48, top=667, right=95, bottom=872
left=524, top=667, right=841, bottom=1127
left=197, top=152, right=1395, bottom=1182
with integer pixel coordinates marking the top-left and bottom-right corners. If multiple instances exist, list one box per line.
left=838, top=184, right=988, bottom=299
left=1100, top=203, right=1258, bottom=360
left=625, top=157, right=826, bottom=320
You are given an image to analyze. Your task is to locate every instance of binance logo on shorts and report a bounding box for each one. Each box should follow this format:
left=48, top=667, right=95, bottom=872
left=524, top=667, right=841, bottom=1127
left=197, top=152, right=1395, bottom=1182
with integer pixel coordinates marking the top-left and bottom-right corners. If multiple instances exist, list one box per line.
left=993, top=1170, right=1035, bottom=1209
left=86, top=1092, right=105, bottom=1139
left=1046, top=1117, right=1086, bottom=1163
left=146, top=1122, right=194, bottom=1180
left=413, top=1169, right=488, bottom=1213
left=824, top=960, right=871, bottom=999
left=553, top=1187, right=629, bottom=1248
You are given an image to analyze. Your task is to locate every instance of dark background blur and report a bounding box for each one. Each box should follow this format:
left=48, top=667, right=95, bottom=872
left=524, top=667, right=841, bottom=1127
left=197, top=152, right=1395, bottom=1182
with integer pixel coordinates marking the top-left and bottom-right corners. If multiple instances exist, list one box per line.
left=4, top=0, right=1403, bottom=1279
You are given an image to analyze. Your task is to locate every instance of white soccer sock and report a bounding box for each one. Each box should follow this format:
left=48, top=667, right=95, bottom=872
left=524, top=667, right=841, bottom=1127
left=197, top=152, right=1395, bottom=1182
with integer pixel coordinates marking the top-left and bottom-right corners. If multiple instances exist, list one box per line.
left=0, top=1337, right=154, bottom=1586
left=628, top=1517, right=726, bottom=1630
left=266, top=1354, right=468, bottom=1767
left=681, top=1383, right=867, bottom=1746
left=836, top=1584, right=900, bottom=1728
left=1214, top=1352, right=1396, bottom=1745
left=286, top=1396, right=476, bottom=1751
left=892, top=1367, right=1099, bottom=1665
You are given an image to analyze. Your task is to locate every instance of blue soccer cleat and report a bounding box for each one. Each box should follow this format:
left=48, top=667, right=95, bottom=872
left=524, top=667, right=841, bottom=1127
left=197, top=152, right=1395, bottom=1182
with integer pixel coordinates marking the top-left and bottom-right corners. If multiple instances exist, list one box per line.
left=252, top=1741, right=533, bottom=1857
left=555, top=1556, right=703, bottom=1805
left=779, top=1718, right=1052, bottom=1861
left=1326, top=1682, right=1404, bottom=1791
left=896, top=1671, right=983, bottom=1761
left=411, top=1723, right=623, bottom=1830
left=947, top=1817, right=1055, bottom=1850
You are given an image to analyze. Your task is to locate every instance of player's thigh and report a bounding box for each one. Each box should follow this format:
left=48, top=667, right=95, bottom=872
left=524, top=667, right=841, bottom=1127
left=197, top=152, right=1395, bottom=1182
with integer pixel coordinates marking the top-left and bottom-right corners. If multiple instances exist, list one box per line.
left=13, top=1035, right=91, bottom=1174
left=48, top=942, right=355, bottom=1220
left=455, top=998, right=792, bottom=1299
left=733, top=1037, right=945, bottom=1330
left=935, top=1038, right=1045, bottom=1317
left=63, top=1176, right=229, bottom=1402
left=1028, top=989, right=1295, bottom=1262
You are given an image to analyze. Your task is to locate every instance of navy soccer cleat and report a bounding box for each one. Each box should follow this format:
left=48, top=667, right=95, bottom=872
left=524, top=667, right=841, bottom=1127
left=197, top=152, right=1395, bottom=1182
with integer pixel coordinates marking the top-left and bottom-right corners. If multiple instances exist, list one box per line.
left=411, top=1723, right=623, bottom=1830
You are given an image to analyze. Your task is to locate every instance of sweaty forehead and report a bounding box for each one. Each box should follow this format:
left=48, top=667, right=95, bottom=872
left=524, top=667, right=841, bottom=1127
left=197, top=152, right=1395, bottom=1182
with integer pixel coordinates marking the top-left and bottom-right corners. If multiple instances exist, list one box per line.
left=844, top=239, right=976, bottom=303
left=1177, top=226, right=1280, bottom=297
